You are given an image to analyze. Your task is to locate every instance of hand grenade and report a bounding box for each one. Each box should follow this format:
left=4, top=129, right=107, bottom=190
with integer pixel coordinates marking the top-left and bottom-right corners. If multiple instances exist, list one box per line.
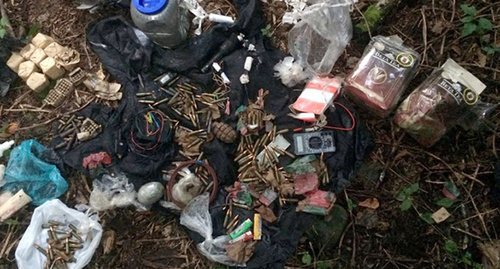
left=212, top=122, right=237, bottom=143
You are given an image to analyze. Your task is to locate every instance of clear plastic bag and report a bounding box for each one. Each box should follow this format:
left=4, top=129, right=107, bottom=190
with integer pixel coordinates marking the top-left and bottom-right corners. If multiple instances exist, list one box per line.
left=394, top=59, right=486, bottom=147
left=180, top=193, right=244, bottom=267
left=288, top=0, right=354, bottom=75
left=345, top=35, right=420, bottom=117
left=89, top=173, right=145, bottom=211
left=15, top=199, right=103, bottom=269
left=1, top=140, right=68, bottom=206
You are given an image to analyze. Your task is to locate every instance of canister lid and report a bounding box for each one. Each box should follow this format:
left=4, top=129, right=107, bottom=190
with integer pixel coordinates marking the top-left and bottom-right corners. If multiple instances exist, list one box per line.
left=132, top=0, right=168, bottom=14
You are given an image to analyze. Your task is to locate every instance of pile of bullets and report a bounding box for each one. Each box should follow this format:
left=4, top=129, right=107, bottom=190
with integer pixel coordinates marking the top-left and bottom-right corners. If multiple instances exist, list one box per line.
left=174, top=127, right=208, bottom=160
left=55, top=115, right=101, bottom=150
left=136, top=81, right=230, bottom=131
left=34, top=220, right=85, bottom=269
left=235, top=127, right=293, bottom=184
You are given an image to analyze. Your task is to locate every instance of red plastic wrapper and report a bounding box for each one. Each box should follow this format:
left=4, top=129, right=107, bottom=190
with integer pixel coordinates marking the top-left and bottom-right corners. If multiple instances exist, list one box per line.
left=294, top=173, right=319, bottom=195
left=394, top=59, right=486, bottom=147
left=83, top=152, right=112, bottom=169
left=345, top=36, right=420, bottom=117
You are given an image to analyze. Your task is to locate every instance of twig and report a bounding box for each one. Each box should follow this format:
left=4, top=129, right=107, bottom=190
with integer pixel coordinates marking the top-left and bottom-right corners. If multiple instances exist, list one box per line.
left=0, top=223, right=15, bottom=258
left=7, top=90, right=31, bottom=110
left=450, top=226, right=484, bottom=240
left=452, top=208, right=500, bottom=226
left=461, top=184, right=492, bottom=241
left=66, top=96, right=96, bottom=114
left=423, top=150, right=485, bottom=186
left=344, top=190, right=356, bottom=266
left=382, top=249, right=401, bottom=269
left=136, top=237, right=188, bottom=243
left=354, top=3, right=372, bottom=39
left=420, top=8, right=428, bottom=65
left=3, top=108, right=53, bottom=113
left=16, top=116, right=60, bottom=131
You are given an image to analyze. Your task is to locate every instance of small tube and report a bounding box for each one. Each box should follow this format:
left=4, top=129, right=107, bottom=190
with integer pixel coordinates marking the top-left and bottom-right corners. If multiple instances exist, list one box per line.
left=208, top=14, right=235, bottom=24
left=0, top=189, right=32, bottom=221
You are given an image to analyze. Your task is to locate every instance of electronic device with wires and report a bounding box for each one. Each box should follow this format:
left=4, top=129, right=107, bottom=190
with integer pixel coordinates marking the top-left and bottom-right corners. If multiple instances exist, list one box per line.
left=293, top=130, right=336, bottom=155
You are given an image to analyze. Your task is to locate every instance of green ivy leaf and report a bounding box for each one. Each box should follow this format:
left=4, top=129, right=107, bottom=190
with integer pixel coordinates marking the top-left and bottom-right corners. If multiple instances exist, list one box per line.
left=301, top=253, right=312, bottom=265
left=482, top=44, right=500, bottom=55
left=347, top=198, right=357, bottom=211
left=473, top=262, right=484, bottom=269
left=444, top=240, right=458, bottom=254
left=462, top=23, right=477, bottom=37
left=357, top=5, right=382, bottom=32
left=0, top=17, right=7, bottom=27
left=0, top=28, right=6, bottom=39
left=316, top=260, right=332, bottom=269
left=2, top=219, right=19, bottom=225
left=461, top=16, right=474, bottom=23
left=461, top=251, right=472, bottom=265
left=405, top=183, right=420, bottom=195
left=400, top=198, right=412, bottom=211
left=395, top=190, right=407, bottom=202
left=420, top=212, right=435, bottom=224
left=436, top=198, right=455, bottom=208
left=460, top=4, right=477, bottom=17
left=477, top=18, right=493, bottom=32
left=27, top=24, right=40, bottom=38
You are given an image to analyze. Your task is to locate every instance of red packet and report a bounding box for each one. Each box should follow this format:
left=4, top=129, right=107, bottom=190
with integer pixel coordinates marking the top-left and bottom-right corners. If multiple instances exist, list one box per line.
left=293, top=76, right=341, bottom=115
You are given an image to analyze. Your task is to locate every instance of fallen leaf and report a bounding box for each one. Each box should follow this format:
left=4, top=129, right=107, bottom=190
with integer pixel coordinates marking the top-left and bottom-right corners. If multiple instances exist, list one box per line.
left=431, top=20, right=445, bottom=34
left=451, top=45, right=462, bottom=56
left=432, top=207, right=451, bottom=223
left=101, top=230, right=116, bottom=255
left=355, top=208, right=379, bottom=229
left=358, top=197, right=380, bottom=210
left=477, top=50, right=487, bottom=67
left=1, top=123, right=19, bottom=138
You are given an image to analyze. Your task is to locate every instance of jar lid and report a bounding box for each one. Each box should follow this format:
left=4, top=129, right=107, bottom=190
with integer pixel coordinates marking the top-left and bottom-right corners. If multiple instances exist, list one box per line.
left=132, top=0, right=168, bottom=14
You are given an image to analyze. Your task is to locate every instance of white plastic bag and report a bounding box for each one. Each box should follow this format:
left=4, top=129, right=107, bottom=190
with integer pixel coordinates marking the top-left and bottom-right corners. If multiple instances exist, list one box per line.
left=89, top=173, right=145, bottom=211
left=288, top=0, right=354, bottom=75
left=180, top=193, right=244, bottom=267
left=16, top=199, right=103, bottom=269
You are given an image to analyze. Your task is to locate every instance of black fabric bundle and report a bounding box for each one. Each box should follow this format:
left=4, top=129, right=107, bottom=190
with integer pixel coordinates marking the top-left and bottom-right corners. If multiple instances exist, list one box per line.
left=56, top=0, right=372, bottom=267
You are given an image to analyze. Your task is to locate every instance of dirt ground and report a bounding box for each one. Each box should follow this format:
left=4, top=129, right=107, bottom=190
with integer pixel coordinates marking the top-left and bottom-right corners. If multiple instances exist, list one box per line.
left=0, top=0, right=499, bottom=268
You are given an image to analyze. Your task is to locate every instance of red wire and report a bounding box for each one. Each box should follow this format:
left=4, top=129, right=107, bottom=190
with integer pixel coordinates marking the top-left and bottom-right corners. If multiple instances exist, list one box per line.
left=131, top=111, right=165, bottom=151
left=293, top=102, right=356, bottom=132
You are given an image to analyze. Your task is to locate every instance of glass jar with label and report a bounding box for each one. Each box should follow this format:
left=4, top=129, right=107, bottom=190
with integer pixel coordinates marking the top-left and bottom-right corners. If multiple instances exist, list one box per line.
left=345, top=36, right=420, bottom=117
left=394, top=59, right=486, bottom=147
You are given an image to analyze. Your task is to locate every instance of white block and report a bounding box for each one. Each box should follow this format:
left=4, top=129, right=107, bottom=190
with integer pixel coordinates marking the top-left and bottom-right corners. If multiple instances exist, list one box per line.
left=18, top=61, right=39, bottom=81
left=31, top=33, right=55, bottom=49
left=29, top=48, right=47, bottom=66
left=40, top=57, right=65, bottom=79
left=6, top=53, right=24, bottom=73
left=26, top=72, right=49, bottom=92
left=20, top=43, right=36, bottom=59
left=44, top=42, right=65, bottom=58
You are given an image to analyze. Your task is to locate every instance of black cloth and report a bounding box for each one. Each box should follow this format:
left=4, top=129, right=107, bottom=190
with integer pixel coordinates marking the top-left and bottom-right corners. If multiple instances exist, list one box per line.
left=0, top=37, right=24, bottom=97
left=72, top=0, right=372, bottom=268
